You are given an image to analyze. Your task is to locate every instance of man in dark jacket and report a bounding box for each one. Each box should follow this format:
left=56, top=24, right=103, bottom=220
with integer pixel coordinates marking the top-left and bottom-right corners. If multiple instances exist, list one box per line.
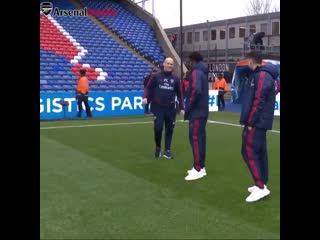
left=240, top=51, right=278, bottom=202
left=143, top=57, right=184, bottom=159
left=184, top=52, right=209, bottom=181
left=182, top=61, right=192, bottom=97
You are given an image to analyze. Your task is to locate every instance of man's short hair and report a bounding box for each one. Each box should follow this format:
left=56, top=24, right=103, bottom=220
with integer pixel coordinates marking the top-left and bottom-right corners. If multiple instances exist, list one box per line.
left=188, top=52, right=203, bottom=62
left=246, top=51, right=263, bottom=64
left=79, top=69, right=86, bottom=75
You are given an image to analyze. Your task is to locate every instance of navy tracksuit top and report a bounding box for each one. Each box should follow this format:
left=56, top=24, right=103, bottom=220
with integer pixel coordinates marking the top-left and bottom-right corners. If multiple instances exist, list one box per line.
left=240, top=64, right=279, bottom=130
left=184, top=61, right=209, bottom=120
left=143, top=70, right=184, bottom=109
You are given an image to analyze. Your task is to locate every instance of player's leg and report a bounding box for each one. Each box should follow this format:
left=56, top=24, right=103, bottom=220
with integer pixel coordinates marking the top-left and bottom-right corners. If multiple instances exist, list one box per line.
left=163, top=107, right=176, bottom=159
left=241, top=126, right=264, bottom=189
left=258, top=128, right=268, bottom=185
left=153, top=108, right=164, bottom=158
left=190, top=118, right=201, bottom=172
left=199, top=118, right=207, bottom=170
left=184, top=118, right=205, bottom=181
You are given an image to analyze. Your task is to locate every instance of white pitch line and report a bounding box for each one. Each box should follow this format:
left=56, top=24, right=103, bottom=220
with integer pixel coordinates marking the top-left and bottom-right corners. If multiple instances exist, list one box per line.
left=207, top=120, right=280, bottom=133
left=40, top=119, right=280, bottom=133
left=40, top=121, right=154, bottom=130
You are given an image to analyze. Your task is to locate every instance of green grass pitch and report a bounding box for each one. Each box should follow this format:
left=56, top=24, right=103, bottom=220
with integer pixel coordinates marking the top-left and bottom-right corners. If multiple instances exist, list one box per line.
left=40, top=112, right=280, bottom=239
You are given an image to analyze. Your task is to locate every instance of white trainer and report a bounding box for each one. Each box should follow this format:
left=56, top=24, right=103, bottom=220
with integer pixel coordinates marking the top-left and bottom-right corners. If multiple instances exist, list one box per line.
left=245, top=187, right=270, bottom=202
left=187, top=167, right=207, bottom=176
left=248, top=184, right=267, bottom=193
left=184, top=168, right=205, bottom=181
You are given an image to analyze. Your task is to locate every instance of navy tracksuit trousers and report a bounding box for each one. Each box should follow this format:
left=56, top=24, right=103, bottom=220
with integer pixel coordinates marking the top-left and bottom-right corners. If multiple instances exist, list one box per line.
left=189, top=118, right=207, bottom=171
left=153, top=105, right=176, bottom=151
left=241, top=126, right=268, bottom=188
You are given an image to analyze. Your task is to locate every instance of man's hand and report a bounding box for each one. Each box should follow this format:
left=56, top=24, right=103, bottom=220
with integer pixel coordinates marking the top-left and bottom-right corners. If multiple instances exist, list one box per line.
left=179, top=110, right=185, bottom=116
left=248, top=126, right=252, bottom=130
left=142, top=98, right=148, bottom=105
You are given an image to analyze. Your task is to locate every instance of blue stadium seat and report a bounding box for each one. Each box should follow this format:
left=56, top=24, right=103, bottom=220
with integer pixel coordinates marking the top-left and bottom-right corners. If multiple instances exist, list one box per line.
left=40, top=0, right=158, bottom=92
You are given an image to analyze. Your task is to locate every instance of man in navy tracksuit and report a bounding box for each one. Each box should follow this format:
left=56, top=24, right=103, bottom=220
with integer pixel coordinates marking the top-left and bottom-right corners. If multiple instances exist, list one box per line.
left=142, top=57, right=184, bottom=159
left=184, top=52, right=209, bottom=181
left=240, top=51, right=279, bottom=202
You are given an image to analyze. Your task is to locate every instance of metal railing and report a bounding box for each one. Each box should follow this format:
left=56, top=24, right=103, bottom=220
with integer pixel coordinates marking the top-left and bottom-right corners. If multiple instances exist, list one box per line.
left=242, top=44, right=279, bottom=56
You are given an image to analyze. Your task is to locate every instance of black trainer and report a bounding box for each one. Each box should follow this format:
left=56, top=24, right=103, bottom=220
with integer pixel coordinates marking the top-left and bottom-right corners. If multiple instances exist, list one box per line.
left=163, top=150, right=174, bottom=159
left=155, top=147, right=161, bottom=158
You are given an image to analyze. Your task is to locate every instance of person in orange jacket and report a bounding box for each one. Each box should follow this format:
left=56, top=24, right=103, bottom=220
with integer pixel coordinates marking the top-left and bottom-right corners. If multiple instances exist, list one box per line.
left=213, top=72, right=228, bottom=110
left=76, top=69, right=92, bottom=118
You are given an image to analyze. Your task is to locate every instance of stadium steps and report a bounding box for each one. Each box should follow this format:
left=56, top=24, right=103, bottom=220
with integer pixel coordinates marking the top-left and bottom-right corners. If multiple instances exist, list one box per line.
left=41, top=13, right=102, bottom=81
left=69, top=0, right=159, bottom=70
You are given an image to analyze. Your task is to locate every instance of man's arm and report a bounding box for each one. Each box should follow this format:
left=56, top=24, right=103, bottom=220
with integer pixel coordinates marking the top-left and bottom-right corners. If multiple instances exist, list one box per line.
left=142, top=74, right=156, bottom=104
left=185, top=70, right=203, bottom=114
left=144, top=74, right=153, bottom=88
left=176, top=79, right=185, bottom=110
left=247, top=71, right=274, bottom=126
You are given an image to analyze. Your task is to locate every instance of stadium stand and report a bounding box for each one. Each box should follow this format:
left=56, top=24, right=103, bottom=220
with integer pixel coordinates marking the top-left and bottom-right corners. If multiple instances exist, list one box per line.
left=40, top=0, right=166, bottom=92
left=78, top=0, right=165, bottom=65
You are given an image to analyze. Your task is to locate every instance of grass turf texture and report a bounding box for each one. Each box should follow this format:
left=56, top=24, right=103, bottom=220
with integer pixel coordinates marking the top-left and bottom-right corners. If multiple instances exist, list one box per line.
left=40, top=112, right=280, bottom=239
